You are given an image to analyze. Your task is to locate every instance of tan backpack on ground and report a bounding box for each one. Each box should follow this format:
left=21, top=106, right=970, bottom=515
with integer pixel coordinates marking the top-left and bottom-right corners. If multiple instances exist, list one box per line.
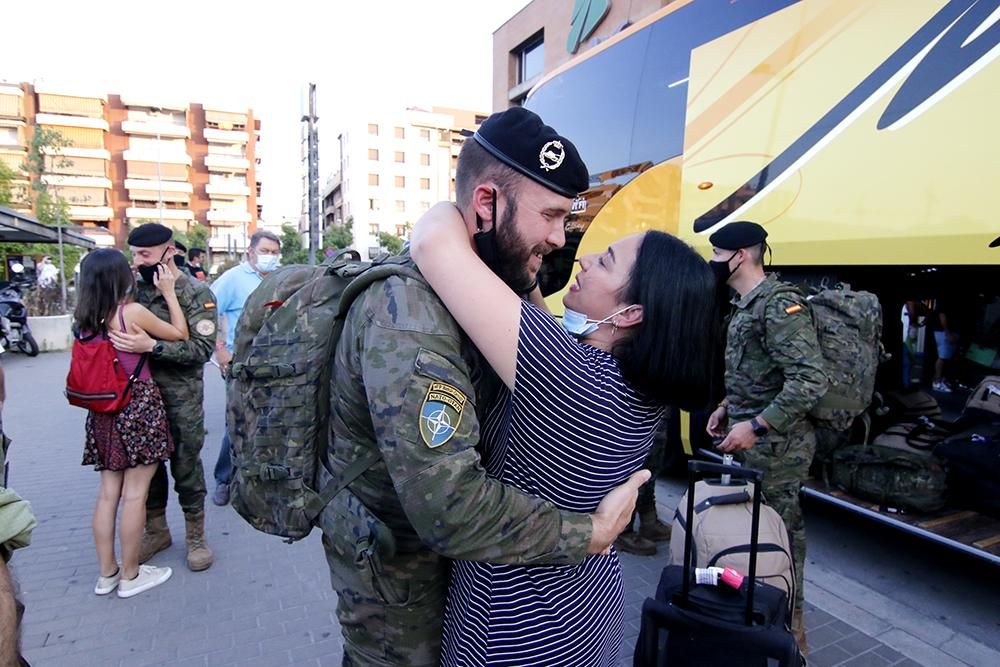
left=964, top=376, right=1000, bottom=419
left=669, top=480, right=794, bottom=609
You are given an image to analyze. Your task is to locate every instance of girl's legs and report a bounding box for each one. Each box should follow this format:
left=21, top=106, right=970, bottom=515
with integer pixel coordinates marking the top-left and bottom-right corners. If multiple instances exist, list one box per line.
left=120, top=463, right=158, bottom=580
left=94, top=471, right=124, bottom=577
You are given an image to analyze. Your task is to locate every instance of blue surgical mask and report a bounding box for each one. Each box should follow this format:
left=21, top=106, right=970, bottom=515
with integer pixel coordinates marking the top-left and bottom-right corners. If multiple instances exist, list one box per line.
left=255, top=254, right=279, bottom=274
left=561, top=305, right=636, bottom=337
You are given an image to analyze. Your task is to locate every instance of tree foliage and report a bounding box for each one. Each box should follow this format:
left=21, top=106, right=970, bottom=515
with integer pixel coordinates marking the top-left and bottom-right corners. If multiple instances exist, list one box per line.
left=323, top=215, right=354, bottom=251
left=378, top=231, right=404, bottom=256
left=280, top=223, right=308, bottom=265
left=0, top=160, right=17, bottom=207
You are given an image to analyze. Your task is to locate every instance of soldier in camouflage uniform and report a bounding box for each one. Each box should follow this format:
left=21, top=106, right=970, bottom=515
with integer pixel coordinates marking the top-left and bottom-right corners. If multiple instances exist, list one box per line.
left=706, top=221, right=828, bottom=654
left=110, top=223, right=217, bottom=572
left=322, top=108, right=647, bottom=666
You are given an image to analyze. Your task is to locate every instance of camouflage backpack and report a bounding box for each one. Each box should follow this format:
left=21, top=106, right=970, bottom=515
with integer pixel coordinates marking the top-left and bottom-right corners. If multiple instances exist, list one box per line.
left=227, top=250, right=421, bottom=541
left=755, top=283, right=885, bottom=432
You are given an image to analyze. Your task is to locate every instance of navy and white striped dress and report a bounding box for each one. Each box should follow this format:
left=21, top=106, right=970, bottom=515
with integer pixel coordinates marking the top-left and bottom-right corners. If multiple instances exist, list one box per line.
left=441, top=303, right=663, bottom=666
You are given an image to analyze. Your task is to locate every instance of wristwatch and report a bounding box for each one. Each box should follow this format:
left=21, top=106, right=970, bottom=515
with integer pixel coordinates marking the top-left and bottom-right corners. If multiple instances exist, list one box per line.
left=750, top=417, right=769, bottom=438
left=151, top=341, right=165, bottom=357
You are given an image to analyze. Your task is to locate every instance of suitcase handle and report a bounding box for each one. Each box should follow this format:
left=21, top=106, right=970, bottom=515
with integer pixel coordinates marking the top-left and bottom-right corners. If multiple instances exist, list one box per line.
left=682, top=460, right=764, bottom=626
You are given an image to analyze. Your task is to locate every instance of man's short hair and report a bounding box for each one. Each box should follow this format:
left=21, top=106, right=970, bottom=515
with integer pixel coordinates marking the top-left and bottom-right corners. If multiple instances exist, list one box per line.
left=249, top=230, right=281, bottom=249
left=188, top=247, right=205, bottom=261
left=454, top=139, right=523, bottom=209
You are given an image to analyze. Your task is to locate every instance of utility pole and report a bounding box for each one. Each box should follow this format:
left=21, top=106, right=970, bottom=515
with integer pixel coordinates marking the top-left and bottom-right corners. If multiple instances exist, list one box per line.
left=303, top=83, right=320, bottom=265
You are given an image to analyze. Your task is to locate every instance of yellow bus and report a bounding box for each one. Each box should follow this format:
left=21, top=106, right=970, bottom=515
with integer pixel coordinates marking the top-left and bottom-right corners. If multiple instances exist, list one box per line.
left=527, top=0, right=1000, bottom=562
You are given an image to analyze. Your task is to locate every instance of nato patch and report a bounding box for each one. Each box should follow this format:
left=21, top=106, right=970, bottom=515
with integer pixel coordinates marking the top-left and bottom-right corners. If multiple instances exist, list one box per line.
left=419, top=381, right=466, bottom=448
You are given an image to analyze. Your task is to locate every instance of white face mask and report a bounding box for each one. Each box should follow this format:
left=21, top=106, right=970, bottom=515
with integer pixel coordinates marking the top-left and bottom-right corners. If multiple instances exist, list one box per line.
left=255, top=254, right=279, bottom=274
left=561, top=305, right=636, bottom=337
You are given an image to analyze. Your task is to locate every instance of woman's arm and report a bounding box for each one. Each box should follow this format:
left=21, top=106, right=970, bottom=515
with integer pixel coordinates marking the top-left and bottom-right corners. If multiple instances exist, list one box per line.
left=410, top=202, right=520, bottom=389
left=123, top=302, right=188, bottom=341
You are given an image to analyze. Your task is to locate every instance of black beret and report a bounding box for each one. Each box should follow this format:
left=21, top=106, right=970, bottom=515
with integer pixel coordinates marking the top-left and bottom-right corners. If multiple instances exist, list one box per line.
left=127, top=223, right=173, bottom=247
left=473, top=107, right=589, bottom=198
left=709, top=221, right=768, bottom=250
left=173, top=239, right=187, bottom=252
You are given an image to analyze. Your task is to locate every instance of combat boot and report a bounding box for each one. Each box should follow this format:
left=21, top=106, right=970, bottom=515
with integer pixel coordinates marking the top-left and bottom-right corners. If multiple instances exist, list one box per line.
left=638, top=509, right=672, bottom=542
left=792, top=607, right=809, bottom=659
left=184, top=511, right=214, bottom=571
left=138, top=508, right=171, bottom=564
left=614, top=530, right=657, bottom=556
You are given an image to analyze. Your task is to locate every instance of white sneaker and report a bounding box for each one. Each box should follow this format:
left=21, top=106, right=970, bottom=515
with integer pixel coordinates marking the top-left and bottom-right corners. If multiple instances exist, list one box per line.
left=94, top=569, right=120, bottom=595
left=933, top=381, right=953, bottom=393
left=117, top=565, right=172, bottom=598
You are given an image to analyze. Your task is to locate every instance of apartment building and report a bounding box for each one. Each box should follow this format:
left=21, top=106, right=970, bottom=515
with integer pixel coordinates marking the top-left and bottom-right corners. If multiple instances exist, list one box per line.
left=493, top=0, right=675, bottom=109
left=322, top=106, right=486, bottom=260
left=0, top=82, right=260, bottom=252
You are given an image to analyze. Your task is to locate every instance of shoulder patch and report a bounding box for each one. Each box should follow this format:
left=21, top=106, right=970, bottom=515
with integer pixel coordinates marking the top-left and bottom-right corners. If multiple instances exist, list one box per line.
left=784, top=304, right=803, bottom=315
left=419, top=382, right=466, bottom=448
left=204, top=301, right=216, bottom=309
left=195, top=319, right=217, bottom=336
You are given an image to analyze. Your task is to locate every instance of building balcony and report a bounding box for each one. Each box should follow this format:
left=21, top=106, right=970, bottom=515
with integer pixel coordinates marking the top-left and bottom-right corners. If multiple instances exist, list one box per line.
left=121, top=120, right=191, bottom=138
left=208, top=235, right=247, bottom=252
left=207, top=208, right=251, bottom=223
left=124, top=179, right=193, bottom=194
left=123, top=149, right=191, bottom=165
left=126, top=207, right=194, bottom=222
left=204, top=154, right=250, bottom=171
left=205, top=182, right=250, bottom=197
left=68, top=205, right=113, bottom=222
left=81, top=228, right=117, bottom=248
left=204, top=128, right=249, bottom=144
left=35, top=113, right=108, bottom=131
left=43, top=146, right=110, bottom=160
left=40, top=175, right=112, bottom=189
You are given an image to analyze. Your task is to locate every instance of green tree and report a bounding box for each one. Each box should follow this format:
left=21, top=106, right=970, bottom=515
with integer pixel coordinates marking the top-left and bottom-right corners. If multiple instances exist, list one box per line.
left=280, top=223, right=308, bottom=265
left=0, top=160, right=17, bottom=207
left=323, top=215, right=354, bottom=251
left=378, top=231, right=404, bottom=256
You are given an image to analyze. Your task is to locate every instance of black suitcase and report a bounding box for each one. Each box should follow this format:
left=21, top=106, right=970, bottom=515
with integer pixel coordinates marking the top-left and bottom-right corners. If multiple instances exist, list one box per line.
left=633, top=461, right=801, bottom=667
left=935, top=421, right=1000, bottom=518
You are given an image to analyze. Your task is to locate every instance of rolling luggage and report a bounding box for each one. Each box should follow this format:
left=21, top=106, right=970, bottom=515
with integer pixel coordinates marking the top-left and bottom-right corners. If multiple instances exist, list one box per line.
left=634, top=461, right=801, bottom=667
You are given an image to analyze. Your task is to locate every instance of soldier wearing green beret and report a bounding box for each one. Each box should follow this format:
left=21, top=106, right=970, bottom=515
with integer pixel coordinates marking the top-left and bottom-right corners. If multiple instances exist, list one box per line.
left=706, top=220, right=828, bottom=656
left=110, top=223, right=218, bottom=572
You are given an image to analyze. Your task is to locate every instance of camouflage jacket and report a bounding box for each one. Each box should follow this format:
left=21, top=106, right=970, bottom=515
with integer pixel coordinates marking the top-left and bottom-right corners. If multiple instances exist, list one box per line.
left=724, top=275, right=828, bottom=433
left=327, top=258, right=592, bottom=565
left=134, top=271, right=217, bottom=403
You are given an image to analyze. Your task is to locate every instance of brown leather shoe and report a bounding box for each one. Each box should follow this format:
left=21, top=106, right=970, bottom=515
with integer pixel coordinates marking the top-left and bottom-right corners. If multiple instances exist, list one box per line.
left=138, top=508, right=171, bottom=564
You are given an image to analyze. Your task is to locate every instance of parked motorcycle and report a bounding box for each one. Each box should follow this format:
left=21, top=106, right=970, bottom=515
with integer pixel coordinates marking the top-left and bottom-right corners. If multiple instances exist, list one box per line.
left=0, top=264, right=39, bottom=356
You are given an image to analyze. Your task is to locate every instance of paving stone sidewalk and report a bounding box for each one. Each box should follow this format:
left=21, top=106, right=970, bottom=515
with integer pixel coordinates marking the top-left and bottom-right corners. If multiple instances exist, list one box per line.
left=4, top=352, right=996, bottom=666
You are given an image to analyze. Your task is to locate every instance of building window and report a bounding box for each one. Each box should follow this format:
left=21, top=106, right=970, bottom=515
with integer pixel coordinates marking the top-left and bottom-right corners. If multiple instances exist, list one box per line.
left=420, top=153, right=430, bottom=166
left=368, top=198, right=379, bottom=211
left=395, top=200, right=406, bottom=212
left=419, top=128, right=431, bottom=141
left=396, top=224, right=408, bottom=238
left=394, top=126, right=405, bottom=139
left=394, top=151, right=405, bottom=163
left=475, top=114, right=489, bottom=125
left=420, top=201, right=431, bottom=211
left=368, top=173, right=379, bottom=186
left=420, top=177, right=430, bottom=190
left=369, top=223, right=378, bottom=235
left=368, top=123, right=379, bottom=136
left=368, top=148, right=379, bottom=160
left=395, top=175, right=405, bottom=188
left=515, top=32, right=544, bottom=84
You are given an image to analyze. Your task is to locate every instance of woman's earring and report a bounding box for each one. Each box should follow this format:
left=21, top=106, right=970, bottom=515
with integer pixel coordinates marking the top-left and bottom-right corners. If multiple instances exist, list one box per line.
left=612, top=321, right=618, bottom=335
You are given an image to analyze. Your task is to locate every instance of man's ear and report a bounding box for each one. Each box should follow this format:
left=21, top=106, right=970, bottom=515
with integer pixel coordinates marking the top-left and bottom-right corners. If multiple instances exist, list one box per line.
left=471, top=184, right=496, bottom=229
left=616, top=305, right=644, bottom=329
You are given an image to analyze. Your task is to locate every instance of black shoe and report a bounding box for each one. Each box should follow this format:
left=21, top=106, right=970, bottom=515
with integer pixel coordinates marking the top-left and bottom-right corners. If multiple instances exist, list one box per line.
left=212, top=483, right=230, bottom=506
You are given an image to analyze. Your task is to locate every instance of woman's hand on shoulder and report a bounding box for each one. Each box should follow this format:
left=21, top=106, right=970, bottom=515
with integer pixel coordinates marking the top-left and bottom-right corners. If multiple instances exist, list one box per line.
left=153, top=264, right=176, bottom=296
left=410, top=202, right=468, bottom=267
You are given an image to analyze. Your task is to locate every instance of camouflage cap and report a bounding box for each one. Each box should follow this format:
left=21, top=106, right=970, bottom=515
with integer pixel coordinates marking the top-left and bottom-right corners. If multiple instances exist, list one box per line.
left=473, top=107, right=589, bottom=198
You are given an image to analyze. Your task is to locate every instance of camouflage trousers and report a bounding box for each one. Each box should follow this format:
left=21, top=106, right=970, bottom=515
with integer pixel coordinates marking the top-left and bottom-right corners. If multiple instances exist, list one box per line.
left=738, top=419, right=815, bottom=613
left=317, top=476, right=446, bottom=665
left=146, top=395, right=207, bottom=516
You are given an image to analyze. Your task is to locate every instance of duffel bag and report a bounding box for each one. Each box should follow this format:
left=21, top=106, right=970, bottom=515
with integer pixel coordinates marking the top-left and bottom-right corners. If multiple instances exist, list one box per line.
left=831, top=444, right=948, bottom=513
left=935, top=423, right=1000, bottom=518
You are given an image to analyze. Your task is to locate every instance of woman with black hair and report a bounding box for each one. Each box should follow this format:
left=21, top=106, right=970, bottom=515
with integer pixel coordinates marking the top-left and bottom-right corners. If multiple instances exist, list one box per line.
left=74, top=248, right=188, bottom=599
left=410, top=203, right=718, bottom=666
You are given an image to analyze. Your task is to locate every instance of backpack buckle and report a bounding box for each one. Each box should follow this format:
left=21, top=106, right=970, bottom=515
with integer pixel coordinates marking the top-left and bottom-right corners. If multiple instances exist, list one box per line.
left=260, top=464, right=294, bottom=481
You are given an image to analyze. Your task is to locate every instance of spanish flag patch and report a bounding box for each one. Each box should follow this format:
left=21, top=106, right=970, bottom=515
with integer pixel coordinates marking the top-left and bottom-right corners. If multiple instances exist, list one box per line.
left=204, top=301, right=216, bottom=309
left=784, top=304, right=803, bottom=315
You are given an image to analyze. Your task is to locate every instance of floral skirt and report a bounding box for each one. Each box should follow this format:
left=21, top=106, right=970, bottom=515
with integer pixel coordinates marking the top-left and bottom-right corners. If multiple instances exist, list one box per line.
left=83, top=379, right=174, bottom=471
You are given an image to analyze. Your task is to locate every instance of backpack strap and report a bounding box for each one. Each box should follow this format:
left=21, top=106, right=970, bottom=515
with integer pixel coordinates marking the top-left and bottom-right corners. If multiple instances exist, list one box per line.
left=303, top=448, right=381, bottom=522
left=336, top=262, right=425, bottom=319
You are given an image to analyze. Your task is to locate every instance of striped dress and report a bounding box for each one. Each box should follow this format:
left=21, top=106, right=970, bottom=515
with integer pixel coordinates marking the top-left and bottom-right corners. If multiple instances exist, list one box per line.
left=441, top=303, right=663, bottom=666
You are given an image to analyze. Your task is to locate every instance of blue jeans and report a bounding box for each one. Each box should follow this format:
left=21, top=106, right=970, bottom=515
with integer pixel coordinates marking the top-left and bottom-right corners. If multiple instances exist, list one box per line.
left=214, top=430, right=232, bottom=486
